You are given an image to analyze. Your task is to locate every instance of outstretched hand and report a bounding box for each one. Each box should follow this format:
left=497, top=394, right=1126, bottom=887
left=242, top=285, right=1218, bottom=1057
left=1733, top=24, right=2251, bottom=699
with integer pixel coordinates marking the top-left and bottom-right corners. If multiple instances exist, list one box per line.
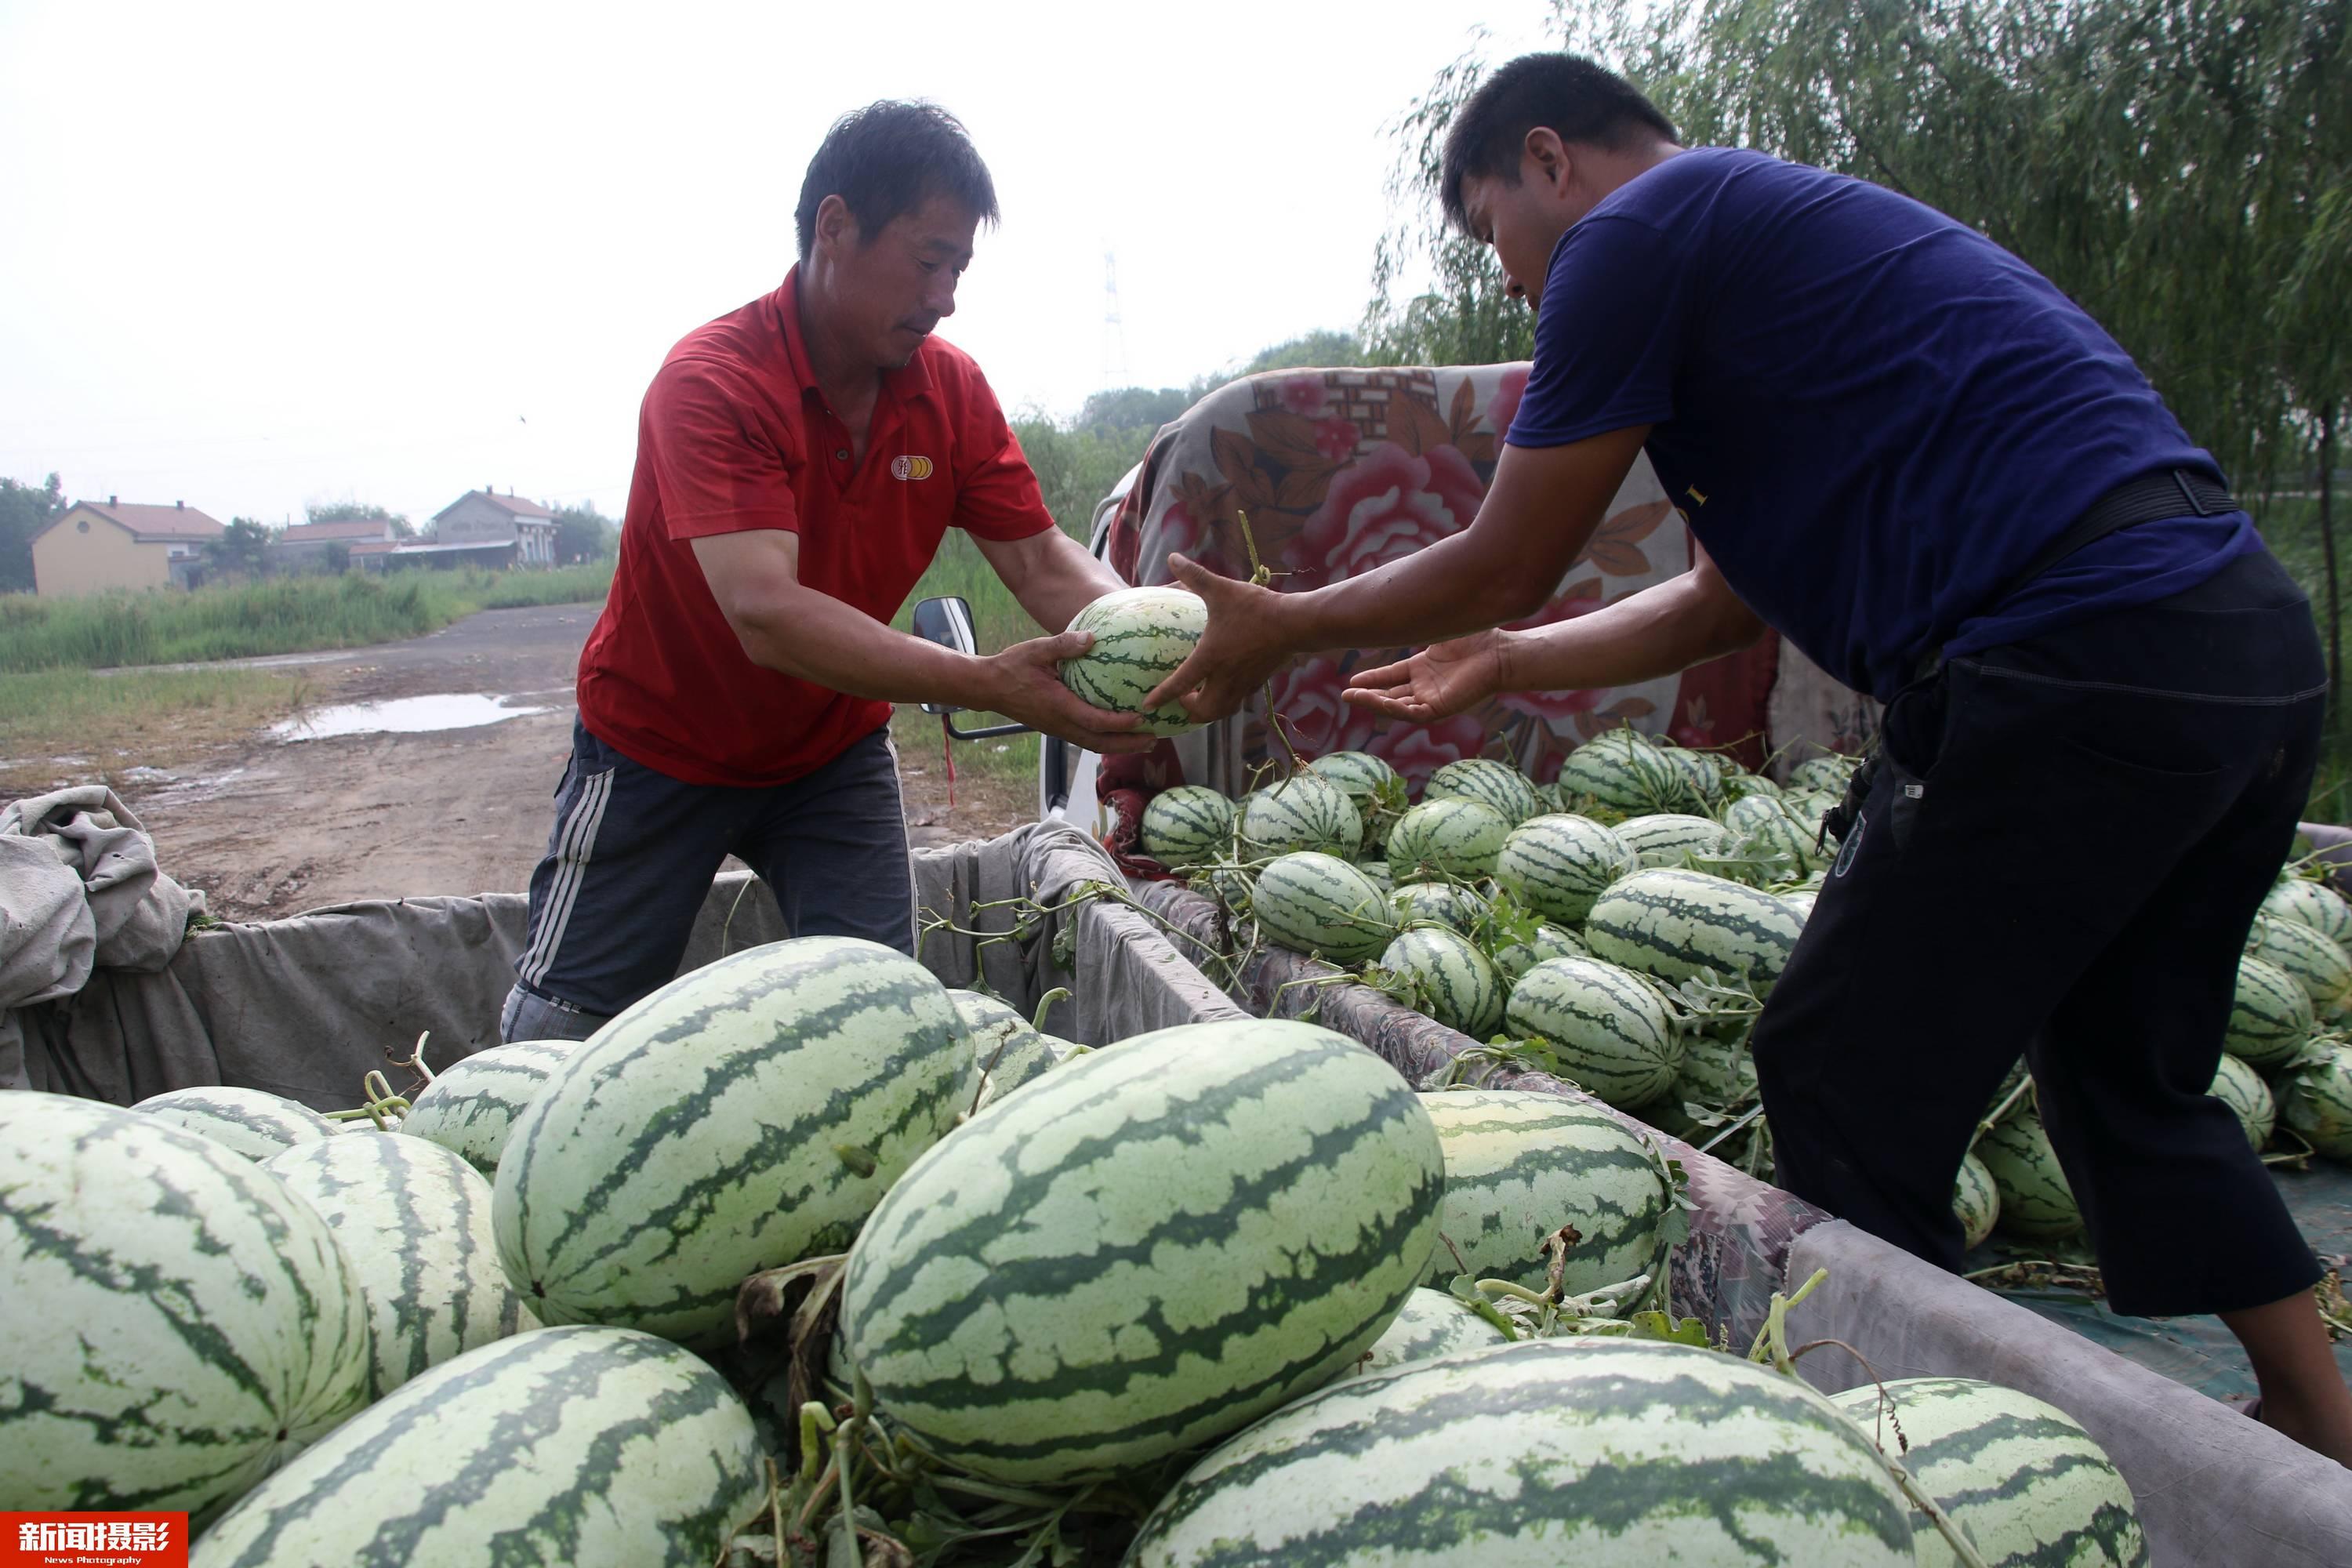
left=1141, top=554, right=1293, bottom=723
left=986, top=630, right=1158, bottom=754
left=1342, top=631, right=1504, bottom=722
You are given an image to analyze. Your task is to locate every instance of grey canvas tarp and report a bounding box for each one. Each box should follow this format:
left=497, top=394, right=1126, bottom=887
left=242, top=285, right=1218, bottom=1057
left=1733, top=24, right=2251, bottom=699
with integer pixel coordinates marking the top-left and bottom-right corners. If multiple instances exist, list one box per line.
left=2, top=822, right=1243, bottom=1112
left=1135, top=875, right=2352, bottom=1566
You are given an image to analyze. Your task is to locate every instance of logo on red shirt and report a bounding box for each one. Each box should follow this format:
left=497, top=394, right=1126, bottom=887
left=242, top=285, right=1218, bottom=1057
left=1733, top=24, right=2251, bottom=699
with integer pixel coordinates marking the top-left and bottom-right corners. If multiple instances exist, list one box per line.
left=890, top=455, right=935, bottom=481
left=2, top=1514, right=188, bottom=1567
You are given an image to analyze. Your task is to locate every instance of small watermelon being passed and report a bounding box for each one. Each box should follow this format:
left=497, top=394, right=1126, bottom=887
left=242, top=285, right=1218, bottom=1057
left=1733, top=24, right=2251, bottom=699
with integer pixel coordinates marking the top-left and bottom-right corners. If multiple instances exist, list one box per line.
left=1057, top=585, right=1207, bottom=735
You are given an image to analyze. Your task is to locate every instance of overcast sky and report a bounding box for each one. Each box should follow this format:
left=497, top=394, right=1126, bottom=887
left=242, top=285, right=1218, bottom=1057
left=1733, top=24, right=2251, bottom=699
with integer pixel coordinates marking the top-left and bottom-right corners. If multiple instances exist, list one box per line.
left=0, top=1, right=1559, bottom=528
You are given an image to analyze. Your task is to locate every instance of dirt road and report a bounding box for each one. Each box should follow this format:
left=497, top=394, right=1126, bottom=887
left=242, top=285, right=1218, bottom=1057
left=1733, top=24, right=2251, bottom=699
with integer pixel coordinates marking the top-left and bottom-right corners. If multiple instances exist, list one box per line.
left=116, top=605, right=1034, bottom=919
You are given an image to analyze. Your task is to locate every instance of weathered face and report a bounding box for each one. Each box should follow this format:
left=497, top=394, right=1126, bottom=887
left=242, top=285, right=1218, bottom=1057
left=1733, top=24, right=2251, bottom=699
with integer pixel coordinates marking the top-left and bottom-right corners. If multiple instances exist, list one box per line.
left=810, top=190, right=978, bottom=369
left=1458, top=154, right=1578, bottom=312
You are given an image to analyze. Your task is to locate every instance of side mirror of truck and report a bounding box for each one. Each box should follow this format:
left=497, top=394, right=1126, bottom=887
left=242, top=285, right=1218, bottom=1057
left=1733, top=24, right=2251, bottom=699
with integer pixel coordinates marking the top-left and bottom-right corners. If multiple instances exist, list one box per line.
left=909, top=595, right=1030, bottom=740
left=911, top=597, right=978, bottom=715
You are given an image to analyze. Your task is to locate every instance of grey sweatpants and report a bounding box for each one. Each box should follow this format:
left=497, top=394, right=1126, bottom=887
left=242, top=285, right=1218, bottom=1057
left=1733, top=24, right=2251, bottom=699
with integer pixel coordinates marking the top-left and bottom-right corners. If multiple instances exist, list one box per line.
left=499, top=720, right=914, bottom=1044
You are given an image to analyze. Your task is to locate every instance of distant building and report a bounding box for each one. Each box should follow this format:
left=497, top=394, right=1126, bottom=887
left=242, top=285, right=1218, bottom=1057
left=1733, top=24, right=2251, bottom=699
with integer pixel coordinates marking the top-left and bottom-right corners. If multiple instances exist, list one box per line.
left=423, top=488, right=559, bottom=568
left=30, top=497, right=225, bottom=596
left=268, top=517, right=402, bottom=574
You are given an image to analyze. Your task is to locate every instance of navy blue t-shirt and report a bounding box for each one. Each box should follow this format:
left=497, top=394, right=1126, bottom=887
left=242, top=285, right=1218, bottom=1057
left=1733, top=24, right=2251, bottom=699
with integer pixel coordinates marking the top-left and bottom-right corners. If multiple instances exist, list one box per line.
left=1507, top=147, right=2259, bottom=701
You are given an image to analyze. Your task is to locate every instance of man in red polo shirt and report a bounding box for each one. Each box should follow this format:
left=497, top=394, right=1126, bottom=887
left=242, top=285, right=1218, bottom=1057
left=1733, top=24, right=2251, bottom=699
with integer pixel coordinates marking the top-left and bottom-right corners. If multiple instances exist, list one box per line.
left=499, top=101, right=1142, bottom=1044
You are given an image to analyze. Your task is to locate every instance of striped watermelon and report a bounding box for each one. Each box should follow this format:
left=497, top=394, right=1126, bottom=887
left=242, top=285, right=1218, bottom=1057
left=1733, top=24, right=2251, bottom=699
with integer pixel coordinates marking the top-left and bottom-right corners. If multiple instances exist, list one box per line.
left=1489, top=920, right=1584, bottom=985
left=264, top=1134, right=538, bottom=1398
left=1537, top=779, right=1569, bottom=814
left=1387, top=797, right=1510, bottom=882
left=2279, top=1043, right=2352, bottom=1159
left=1238, top=772, right=1362, bottom=860
left=2227, top=953, right=2315, bottom=1068
left=1790, top=754, right=1858, bottom=793
left=1380, top=927, right=1506, bottom=1038
left=1494, top=812, right=1635, bottom=924
left=1782, top=887, right=1820, bottom=922
left=130, top=1086, right=337, bottom=1161
left=1555, top=728, right=1698, bottom=814
left=1721, top=770, right=1784, bottom=801
left=1057, top=585, right=1207, bottom=735
left=399, top=1040, right=578, bottom=1176
left=1, top=1094, right=371, bottom=1523
left=2247, top=915, right=2352, bottom=1012
left=1308, top=750, right=1408, bottom=851
left=1784, top=789, right=1839, bottom=833
left=1345, top=1286, right=1508, bottom=1380
left=1584, top=868, right=1806, bottom=994
left=1830, top=1377, right=2147, bottom=1568
left=1661, top=745, right=1723, bottom=809
left=1720, top=792, right=1791, bottom=837
left=2210, top=1051, right=2277, bottom=1149
left=1615, top=811, right=1734, bottom=869
left=1127, top=1338, right=1917, bottom=1568
left=1203, top=864, right=1255, bottom=916
left=190, top=1326, right=764, bottom=1568
left=1388, top=878, right=1488, bottom=935
left=839, top=1019, right=1445, bottom=1485
left=1418, top=1089, right=1672, bottom=1294
left=1675, top=1031, right=1757, bottom=1107
left=495, top=936, right=970, bottom=1348
left=1357, top=858, right=1393, bottom=891
left=1954, top=1151, right=2001, bottom=1250
left=1251, top=851, right=1395, bottom=965
left=1427, top=757, right=1545, bottom=826
left=2264, top=875, right=2352, bottom=950
left=1503, top=956, right=1683, bottom=1108
left=1977, top=1109, right=2082, bottom=1239
left=1142, top=786, right=1235, bottom=868
left=949, top=989, right=1059, bottom=1111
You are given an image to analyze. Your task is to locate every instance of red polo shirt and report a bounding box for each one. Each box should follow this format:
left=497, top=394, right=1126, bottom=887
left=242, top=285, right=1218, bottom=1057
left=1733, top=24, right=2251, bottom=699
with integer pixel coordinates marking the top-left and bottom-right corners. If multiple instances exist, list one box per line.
left=576, top=269, right=1057, bottom=786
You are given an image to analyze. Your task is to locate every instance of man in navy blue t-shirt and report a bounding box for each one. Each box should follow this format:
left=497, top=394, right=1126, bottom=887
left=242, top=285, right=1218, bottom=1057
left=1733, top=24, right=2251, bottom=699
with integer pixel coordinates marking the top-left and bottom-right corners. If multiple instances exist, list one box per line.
left=1151, top=53, right=2350, bottom=1465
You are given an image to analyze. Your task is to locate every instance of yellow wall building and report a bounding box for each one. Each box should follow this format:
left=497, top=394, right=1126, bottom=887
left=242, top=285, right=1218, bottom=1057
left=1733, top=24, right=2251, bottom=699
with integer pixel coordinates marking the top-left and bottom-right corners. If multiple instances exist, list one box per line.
left=31, top=499, right=226, bottom=596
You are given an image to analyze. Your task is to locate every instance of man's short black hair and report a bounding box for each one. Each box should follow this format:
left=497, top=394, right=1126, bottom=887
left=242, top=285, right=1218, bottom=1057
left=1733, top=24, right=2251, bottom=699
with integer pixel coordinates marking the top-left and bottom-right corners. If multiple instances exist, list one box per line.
left=1439, top=54, right=1679, bottom=233
left=794, top=100, right=1000, bottom=260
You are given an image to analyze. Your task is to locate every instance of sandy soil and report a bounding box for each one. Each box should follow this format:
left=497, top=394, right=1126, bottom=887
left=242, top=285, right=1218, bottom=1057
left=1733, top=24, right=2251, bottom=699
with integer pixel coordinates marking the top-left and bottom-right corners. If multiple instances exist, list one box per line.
left=94, top=605, right=1035, bottom=920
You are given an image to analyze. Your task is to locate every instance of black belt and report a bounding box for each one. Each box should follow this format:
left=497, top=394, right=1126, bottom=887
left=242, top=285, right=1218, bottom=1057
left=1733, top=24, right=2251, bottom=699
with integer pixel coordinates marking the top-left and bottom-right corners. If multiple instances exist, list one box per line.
left=1982, top=466, right=2236, bottom=613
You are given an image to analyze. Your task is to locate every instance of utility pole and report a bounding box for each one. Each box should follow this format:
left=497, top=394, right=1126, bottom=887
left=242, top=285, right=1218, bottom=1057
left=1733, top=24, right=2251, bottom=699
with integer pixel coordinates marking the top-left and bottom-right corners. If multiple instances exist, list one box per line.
left=1102, top=249, right=1128, bottom=390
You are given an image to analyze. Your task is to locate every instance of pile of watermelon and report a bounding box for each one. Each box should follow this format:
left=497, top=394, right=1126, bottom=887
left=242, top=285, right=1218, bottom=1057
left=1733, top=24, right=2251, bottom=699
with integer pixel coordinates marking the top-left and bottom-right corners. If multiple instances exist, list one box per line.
left=3, top=909, right=2151, bottom=1563
left=1151, top=728, right=2352, bottom=1253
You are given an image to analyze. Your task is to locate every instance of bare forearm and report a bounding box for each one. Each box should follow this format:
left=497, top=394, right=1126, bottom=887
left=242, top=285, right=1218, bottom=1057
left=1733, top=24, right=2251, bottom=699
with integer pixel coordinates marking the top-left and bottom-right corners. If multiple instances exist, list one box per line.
left=734, top=590, right=995, bottom=708
left=1287, top=530, right=1541, bottom=656
left=1011, top=532, right=1123, bottom=633
left=1495, top=572, right=1765, bottom=693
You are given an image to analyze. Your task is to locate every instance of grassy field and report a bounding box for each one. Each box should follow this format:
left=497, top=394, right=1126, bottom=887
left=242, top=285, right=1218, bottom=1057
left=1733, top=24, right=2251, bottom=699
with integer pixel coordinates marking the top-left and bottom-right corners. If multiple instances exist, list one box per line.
left=0, top=563, right=614, bottom=673
left=0, top=665, right=314, bottom=793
